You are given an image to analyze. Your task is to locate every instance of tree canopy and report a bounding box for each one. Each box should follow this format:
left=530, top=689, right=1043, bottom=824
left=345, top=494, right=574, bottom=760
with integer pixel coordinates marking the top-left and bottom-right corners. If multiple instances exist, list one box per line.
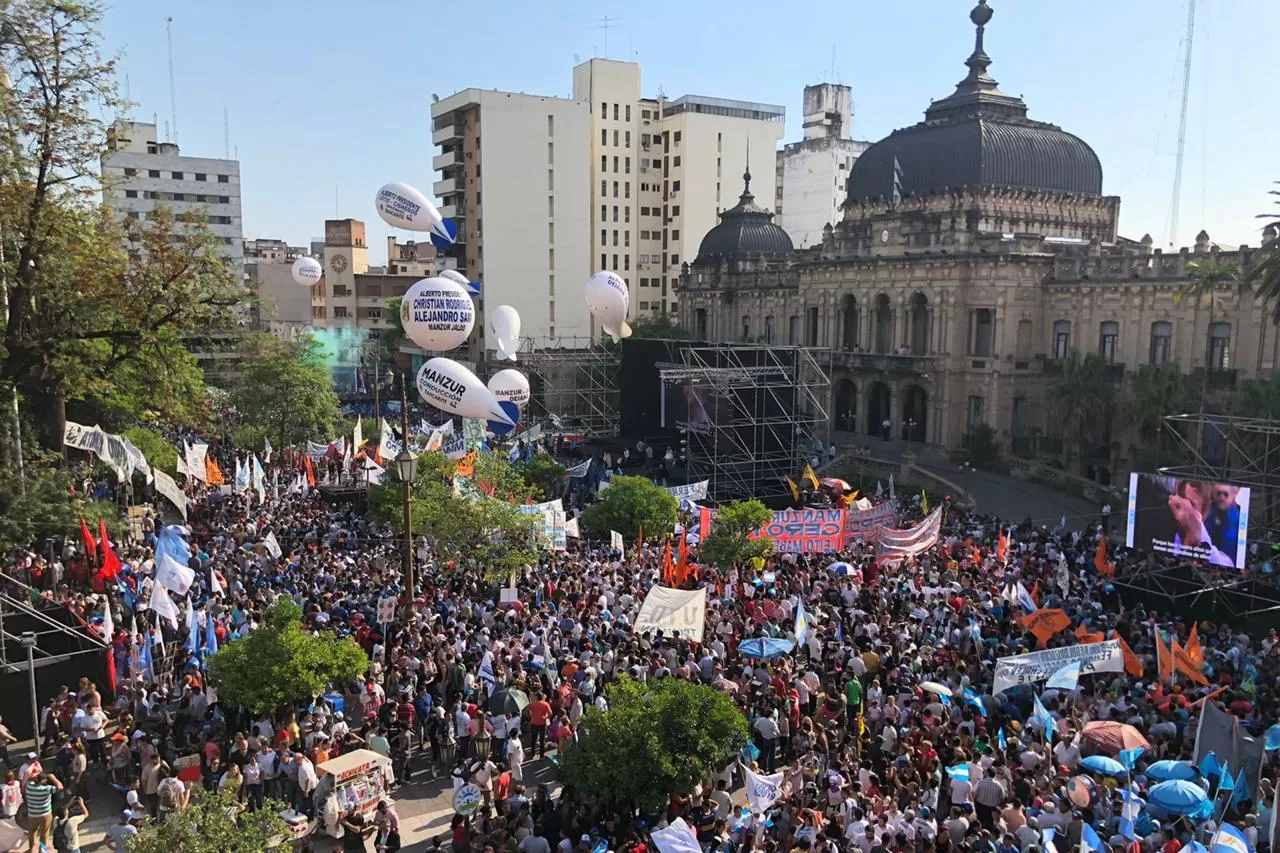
left=629, top=314, right=691, bottom=339
left=1047, top=351, right=1114, bottom=473
left=366, top=450, right=540, bottom=581
left=126, top=790, right=288, bottom=853
left=697, top=499, right=774, bottom=569
left=581, top=476, right=678, bottom=541
left=206, top=598, right=368, bottom=715
left=231, top=334, right=341, bottom=451
left=558, top=677, right=748, bottom=811
left=517, top=454, right=566, bottom=500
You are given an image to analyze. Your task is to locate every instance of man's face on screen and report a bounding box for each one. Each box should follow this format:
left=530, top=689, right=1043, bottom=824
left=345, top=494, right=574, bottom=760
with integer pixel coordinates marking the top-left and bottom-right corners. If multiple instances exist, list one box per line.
left=1212, top=486, right=1236, bottom=511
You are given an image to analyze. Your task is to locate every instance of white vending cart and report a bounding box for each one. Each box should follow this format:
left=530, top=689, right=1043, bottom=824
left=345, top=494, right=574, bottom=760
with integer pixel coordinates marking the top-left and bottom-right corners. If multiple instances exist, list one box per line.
left=315, top=749, right=396, bottom=838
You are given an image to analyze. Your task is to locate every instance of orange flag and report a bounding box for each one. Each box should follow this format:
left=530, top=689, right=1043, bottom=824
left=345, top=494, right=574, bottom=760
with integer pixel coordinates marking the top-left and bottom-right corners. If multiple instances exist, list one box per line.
left=1019, top=608, right=1070, bottom=647
left=1155, top=628, right=1174, bottom=684
left=1094, top=537, right=1115, bottom=578
left=971, top=546, right=982, bottom=566
left=996, top=529, right=1010, bottom=561
left=661, top=540, right=674, bottom=586
left=455, top=451, right=476, bottom=478
left=1030, top=581, right=1041, bottom=607
left=1172, top=637, right=1209, bottom=685
left=206, top=457, right=225, bottom=486
left=1115, top=633, right=1145, bottom=677
left=304, top=454, right=317, bottom=487
left=1075, top=624, right=1105, bottom=644
left=636, top=524, right=644, bottom=550
left=675, top=530, right=690, bottom=586
left=1186, top=623, right=1204, bottom=668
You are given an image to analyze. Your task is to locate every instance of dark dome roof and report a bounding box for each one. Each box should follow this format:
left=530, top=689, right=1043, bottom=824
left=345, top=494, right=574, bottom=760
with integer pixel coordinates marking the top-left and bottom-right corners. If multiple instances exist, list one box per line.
left=695, top=170, right=793, bottom=263
left=846, top=0, right=1102, bottom=204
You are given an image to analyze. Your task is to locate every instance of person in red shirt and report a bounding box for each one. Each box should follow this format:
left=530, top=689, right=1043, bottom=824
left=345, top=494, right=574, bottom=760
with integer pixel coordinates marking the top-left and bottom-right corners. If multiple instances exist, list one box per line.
left=527, top=693, right=552, bottom=758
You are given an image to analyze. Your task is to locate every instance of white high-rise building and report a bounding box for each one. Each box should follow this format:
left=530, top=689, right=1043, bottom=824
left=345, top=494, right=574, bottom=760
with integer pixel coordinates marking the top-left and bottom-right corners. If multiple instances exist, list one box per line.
left=571, top=59, right=785, bottom=319
left=430, top=90, right=592, bottom=356
left=775, top=84, right=870, bottom=249
left=101, top=120, right=244, bottom=275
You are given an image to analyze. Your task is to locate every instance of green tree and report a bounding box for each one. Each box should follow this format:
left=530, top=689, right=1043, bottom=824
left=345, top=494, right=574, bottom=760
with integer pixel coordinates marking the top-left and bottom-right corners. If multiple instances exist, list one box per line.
left=1175, top=260, right=1241, bottom=409
left=231, top=333, right=341, bottom=451
left=1123, top=362, right=1195, bottom=466
left=0, top=3, right=246, bottom=448
left=126, top=790, right=288, bottom=853
left=517, top=454, right=566, bottom=499
left=206, top=598, right=369, bottom=715
left=378, top=295, right=406, bottom=362
left=1047, top=351, right=1113, bottom=474
left=581, top=475, right=678, bottom=541
left=558, top=677, right=748, bottom=812
left=1238, top=371, right=1280, bottom=419
left=967, top=423, right=1001, bottom=469
left=1245, top=182, right=1280, bottom=322
left=0, top=451, right=120, bottom=553
left=121, top=426, right=180, bottom=473
left=697, top=498, right=774, bottom=569
left=366, top=451, right=539, bottom=581
left=629, top=314, right=691, bottom=339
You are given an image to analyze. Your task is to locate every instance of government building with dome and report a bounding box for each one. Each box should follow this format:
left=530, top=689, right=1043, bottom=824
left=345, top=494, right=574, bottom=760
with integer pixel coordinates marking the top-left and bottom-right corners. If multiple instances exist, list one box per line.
left=675, top=1, right=1276, bottom=485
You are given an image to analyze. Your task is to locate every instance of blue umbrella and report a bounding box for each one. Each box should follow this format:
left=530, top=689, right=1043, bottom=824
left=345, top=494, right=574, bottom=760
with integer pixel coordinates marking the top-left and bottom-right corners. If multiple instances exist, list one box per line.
left=1080, top=755, right=1127, bottom=777
left=737, top=637, right=795, bottom=660
left=827, top=562, right=854, bottom=575
left=1146, top=760, right=1197, bottom=782
left=1146, top=779, right=1208, bottom=815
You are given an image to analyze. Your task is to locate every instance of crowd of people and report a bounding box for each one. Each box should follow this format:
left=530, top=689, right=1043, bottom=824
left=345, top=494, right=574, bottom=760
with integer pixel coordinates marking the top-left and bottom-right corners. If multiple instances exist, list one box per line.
left=1, top=434, right=1277, bottom=853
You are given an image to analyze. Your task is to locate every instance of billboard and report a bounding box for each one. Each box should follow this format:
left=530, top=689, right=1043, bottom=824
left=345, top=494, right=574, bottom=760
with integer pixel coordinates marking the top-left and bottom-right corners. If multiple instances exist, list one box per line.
left=1125, top=473, right=1250, bottom=569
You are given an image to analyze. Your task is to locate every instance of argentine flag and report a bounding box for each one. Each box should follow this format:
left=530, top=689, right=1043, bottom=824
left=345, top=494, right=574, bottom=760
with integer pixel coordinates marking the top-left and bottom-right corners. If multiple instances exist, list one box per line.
left=1210, top=824, right=1253, bottom=853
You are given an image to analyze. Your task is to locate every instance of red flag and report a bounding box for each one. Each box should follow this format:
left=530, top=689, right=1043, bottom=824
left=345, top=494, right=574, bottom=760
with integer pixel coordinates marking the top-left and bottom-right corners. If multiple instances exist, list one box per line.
left=105, top=643, right=117, bottom=696
left=79, top=517, right=98, bottom=563
left=661, top=540, right=674, bottom=586
left=98, top=518, right=122, bottom=581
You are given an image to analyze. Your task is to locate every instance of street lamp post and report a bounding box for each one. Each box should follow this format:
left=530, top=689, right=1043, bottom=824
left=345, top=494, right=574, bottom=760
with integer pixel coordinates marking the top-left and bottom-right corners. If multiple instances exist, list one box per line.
left=20, top=632, right=37, bottom=745
left=393, top=374, right=419, bottom=626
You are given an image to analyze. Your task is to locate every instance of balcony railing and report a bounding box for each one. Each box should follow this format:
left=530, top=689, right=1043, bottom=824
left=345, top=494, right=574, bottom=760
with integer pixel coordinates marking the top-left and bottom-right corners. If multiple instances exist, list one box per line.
left=831, top=351, right=933, bottom=375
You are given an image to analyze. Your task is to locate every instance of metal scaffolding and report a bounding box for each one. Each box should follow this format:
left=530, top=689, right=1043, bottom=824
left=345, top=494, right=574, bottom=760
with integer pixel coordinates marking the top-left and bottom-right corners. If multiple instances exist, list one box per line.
left=519, top=336, right=621, bottom=437
left=1108, top=412, right=1280, bottom=624
left=661, top=345, right=831, bottom=503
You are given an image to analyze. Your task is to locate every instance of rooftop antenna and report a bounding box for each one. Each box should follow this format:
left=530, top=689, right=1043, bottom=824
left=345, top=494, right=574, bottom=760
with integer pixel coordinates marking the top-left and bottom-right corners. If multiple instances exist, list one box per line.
left=1167, top=0, right=1195, bottom=248
left=589, top=16, right=619, bottom=59
left=830, top=42, right=837, bottom=82
left=165, top=17, right=178, bottom=144
left=223, top=105, right=230, bottom=159
left=124, top=74, right=132, bottom=118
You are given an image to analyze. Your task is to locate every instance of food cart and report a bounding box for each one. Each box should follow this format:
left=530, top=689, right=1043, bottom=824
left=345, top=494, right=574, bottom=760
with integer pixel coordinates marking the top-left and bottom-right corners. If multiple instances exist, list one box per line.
left=315, top=749, right=395, bottom=838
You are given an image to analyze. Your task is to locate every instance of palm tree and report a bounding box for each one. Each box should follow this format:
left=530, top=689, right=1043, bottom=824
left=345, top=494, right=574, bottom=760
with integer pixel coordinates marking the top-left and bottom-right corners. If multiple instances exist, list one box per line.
left=1123, top=362, right=1195, bottom=468
left=1048, top=350, right=1114, bottom=475
left=1173, top=260, right=1241, bottom=411
left=1244, top=182, right=1280, bottom=322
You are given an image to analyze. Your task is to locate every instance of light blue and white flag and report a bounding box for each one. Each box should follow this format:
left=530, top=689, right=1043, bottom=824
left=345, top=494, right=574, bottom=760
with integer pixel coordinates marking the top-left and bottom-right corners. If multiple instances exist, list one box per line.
left=1045, top=661, right=1081, bottom=692
left=794, top=604, right=809, bottom=647
left=1210, top=823, right=1253, bottom=853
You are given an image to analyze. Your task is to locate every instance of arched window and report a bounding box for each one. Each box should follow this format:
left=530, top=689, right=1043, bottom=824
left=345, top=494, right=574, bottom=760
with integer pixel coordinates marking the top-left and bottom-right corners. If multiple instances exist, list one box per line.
left=841, top=295, right=860, bottom=352
left=910, top=293, right=929, bottom=354
left=1208, top=322, right=1231, bottom=369
left=1149, top=322, right=1171, bottom=364
left=1052, top=320, right=1071, bottom=359
left=874, top=294, right=893, bottom=354
left=1098, top=321, right=1119, bottom=364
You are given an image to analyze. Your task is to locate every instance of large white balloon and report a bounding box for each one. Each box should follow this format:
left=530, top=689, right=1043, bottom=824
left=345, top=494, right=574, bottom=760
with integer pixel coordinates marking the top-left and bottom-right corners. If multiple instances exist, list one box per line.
left=438, top=268, right=480, bottom=297
left=489, top=305, right=521, bottom=361
left=487, top=368, right=530, bottom=411
left=374, top=182, right=457, bottom=248
left=400, top=277, right=475, bottom=352
left=585, top=270, right=633, bottom=343
left=417, top=358, right=514, bottom=425
left=291, top=256, right=322, bottom=287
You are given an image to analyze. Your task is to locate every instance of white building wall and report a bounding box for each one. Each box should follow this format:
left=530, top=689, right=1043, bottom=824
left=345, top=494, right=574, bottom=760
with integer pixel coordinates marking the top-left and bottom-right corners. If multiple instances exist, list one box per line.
left=778, top=137, right=869, bottom=249
left=474, top=92, right=593, bottom=345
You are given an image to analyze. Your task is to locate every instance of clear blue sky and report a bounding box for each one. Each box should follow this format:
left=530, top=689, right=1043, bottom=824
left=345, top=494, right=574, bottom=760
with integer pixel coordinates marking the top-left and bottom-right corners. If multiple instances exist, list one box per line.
left=100, top=0, right=1275, bottom=264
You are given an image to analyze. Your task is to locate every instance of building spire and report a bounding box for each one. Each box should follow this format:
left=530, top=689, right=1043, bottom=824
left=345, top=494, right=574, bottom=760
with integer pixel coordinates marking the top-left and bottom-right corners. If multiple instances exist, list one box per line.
left=743, top=137, right=752, bottom=196
left=959, top=1, right=998, bottom=90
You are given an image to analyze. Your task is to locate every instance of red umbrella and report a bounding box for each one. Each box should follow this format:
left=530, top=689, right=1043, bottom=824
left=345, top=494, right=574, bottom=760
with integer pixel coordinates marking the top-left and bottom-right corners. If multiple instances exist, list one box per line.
left=1080, top=720, right=1151, bottom=754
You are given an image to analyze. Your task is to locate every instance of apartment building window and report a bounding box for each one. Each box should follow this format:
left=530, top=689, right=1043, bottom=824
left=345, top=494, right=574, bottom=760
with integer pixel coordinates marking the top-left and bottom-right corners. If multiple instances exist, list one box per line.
left=601, top=204, right=607, bottom=221
left=195, top=173, right=207, bottom=181
left=600, top=102, right=607, bottom=119
left=1150, top=322, right=1172, bottom=364
left=217, top=174, right=229, bottom=183
left=624, top=255, right=630, bottom=270
left=125, top=211, right=139, bottom=220
left=601, top=180, right=607, bottom=196
left=601, top=129, right=607, bottom=146
left=1052, top=320, right=1071, bottom=359
left=670, top=254, right=679, bottom=265
left=672, top=180, right=681, bottom=192
left=613, top=156, right=619, bottom=172
left=639, top=301, right=650, bottom=311
left=671, top=230, right=679, bottom=240
left=171, top=171, right=184, bottom=179
left=805, top=307, right=819, bottom=346
left=548, top=169, right=554, bottom=190
left=625, top=131, right=631, bottom=146
left=1208, top=322, right=1232, bottom=369
left=148, top=169, right=160, bottom=178
left=612, top=205, right=618, bottom=222
left=124, top=167, right=137, bottom=177
left=601, top=229, right=607, bottom=245
left=601, top=254, right=607, bottom=269
left=143, top=190, right=158, bottom=200
left=624, top=182, right=630, bottom=199
left=312, top=306, right=327, bottom=319
left=653, top=158, right=661, bottom=168
left=741, top=315, right=751, bottom=341
left=612, top=231, right=618, bottom=247
left=613, top=130, right=618, bottom=146
left=125, top=189, right=138, bottom=198
left=601, top=155, right=607, bottom=172
left=788, top=315, right=800, bottom=344
left=612, top=181, right=618, bottom=197
left=673, top=156, right=681, bottom=167
left=625, top=157, right=631, bottom=174
left=764, top=315, right=775, bottom=344
left=612, top=254, right=618, bottom=269
left=624, top=232, right=630, bottom=247
left=625, top=105, right=631, bottom=121
left=548, top=114, right=554, bottom=136
left=196, top=195, right=208, bottom=203
left=172, top=193, right=186, bottom=201
left=717, top=132, right=722, bottom=151
left=549, top=196, right=554, bottom=217
left=1098, top=321, right=1119, bottom=363
left=219, top=196, right=230, bottom=203
left=640, top=230, right=648, bottom=240
left=970, top=309, right=994, bottom=357
left=967, top=396, right=985, bottom=431
left=624, top=208, right=630, bottom=223
left=642, top=110, right=651, bottom=120
left=641, top=207, right=649, bottom=216
left=334, top=307, right=350, bottom=319
left=548, top=142, right=554, bottom=165
left=613, top=104, right=619, bottom=121
left=673, top=131, right=682, bottom=143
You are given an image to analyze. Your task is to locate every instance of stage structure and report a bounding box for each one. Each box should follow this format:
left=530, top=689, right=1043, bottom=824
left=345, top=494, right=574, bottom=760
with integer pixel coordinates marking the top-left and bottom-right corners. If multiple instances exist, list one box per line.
left=1111, top=412, right=1280, bottom=625
left=520, top=336, right=621, bottom=437
left=659, top=345, right=831, bottom=503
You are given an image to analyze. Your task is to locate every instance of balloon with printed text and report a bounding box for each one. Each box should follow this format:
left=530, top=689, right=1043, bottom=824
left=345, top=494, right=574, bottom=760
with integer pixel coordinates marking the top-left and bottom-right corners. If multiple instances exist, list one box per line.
left=400, top=277, right=475, bottom=352
left=416, top=358, right=515, bottom=425
left=585, top=270, right=633, bottom=343
left=439, top=268, right=481, bottom=298
left=487, top=368, right=530, bottom=411
left=290, top=256, right=323, bottom=287
left=374, top=181, right=457, bottom=249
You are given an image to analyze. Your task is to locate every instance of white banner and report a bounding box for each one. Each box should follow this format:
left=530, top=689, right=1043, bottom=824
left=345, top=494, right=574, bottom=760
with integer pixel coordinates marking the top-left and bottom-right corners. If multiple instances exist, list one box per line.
left=744, top=767, right=785, bottom=814
left=442, top=435, right=467, bottom=460
left=152, top=469, right=188, bottom=520
left=876, top=508, right=943, bottom=564
left=376, top=596, right=398, bottom=625
left=564, top=517, right=579, bottom=538
left=633, top=586, right=707, bottom=641
left=186, top=442, right=208, bottom=482
left=992, top=640, right=1125, bottom=695
left=262, top=531, right=282, bottom=559
left=651, top=819, right=702, bottom=853
left=666, top=480, right=709, bottom=502
left=610, top=530, right=624, bottom=554
left=565, top=458, right=591, bottom=478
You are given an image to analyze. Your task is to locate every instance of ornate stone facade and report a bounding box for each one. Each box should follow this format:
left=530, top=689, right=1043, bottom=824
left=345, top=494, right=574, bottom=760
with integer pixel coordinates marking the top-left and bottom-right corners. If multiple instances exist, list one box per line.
left=676, top=2, right=1273, bottom=485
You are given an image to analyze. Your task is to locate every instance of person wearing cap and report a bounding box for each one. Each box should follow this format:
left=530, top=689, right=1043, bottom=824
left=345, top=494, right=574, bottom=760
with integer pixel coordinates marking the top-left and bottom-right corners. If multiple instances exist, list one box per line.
left=105, top=810, right=137, bottom=852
